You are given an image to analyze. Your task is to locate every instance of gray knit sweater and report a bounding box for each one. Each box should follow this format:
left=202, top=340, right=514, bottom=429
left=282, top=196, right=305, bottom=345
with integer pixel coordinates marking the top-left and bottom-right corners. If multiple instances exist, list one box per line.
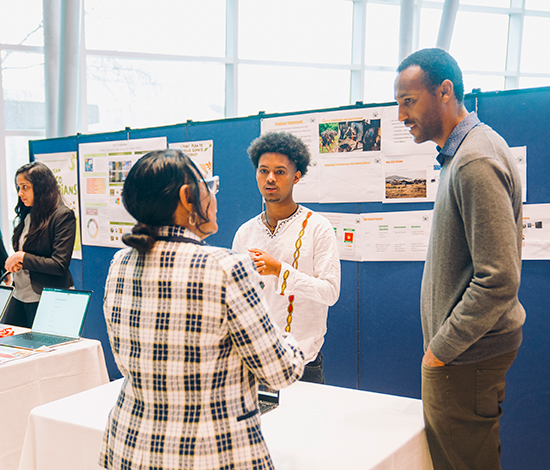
left=421, top=123, right=525, bottom=365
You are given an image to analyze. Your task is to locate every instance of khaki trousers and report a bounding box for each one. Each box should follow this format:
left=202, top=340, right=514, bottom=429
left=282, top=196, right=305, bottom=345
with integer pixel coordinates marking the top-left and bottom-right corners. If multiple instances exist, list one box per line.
left=421, top=349, right=518, bottom=470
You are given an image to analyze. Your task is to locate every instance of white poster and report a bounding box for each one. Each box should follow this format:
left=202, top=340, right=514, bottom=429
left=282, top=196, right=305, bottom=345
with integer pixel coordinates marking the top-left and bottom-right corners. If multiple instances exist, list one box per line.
left=381, top=104, right=438, bottom=156
left=316, top=108, right=384, bottom=203
left=318, top=212, right=362, bottom=262
left=522, top=203, right=550, bottom=260
left=260, top=105, right=528, bottom=206
left=169, top=140, right=214, bottom=178
left=261, top=113, right=320, bottom=202
left=383, top=154, right=440, bottom=203
left=78, top=137, right=167, bottom=248
left=361, top=210, right=433, bottom=261
left=319, top=155, right=384, bottom=203
left=34, top=152, right=82, bottom=260
left=510, top=146, right=527, bottom=202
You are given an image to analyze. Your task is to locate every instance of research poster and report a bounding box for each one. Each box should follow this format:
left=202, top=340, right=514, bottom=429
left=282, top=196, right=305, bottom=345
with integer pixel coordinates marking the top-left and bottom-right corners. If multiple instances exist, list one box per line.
left=318, top=212, right=363, bottom=262
left=361, top=210, right=433, bottom=261
left=510, top=146, right=527, bottom=202
left=261, top=105, right=443, bottom=204
left=319, top=210, right=433, bottom=261
left=383, top=154, right=440, bottom=203
left=169, top=140, right=214, bottom=178
left=261, top=113, right=321, bottom=202
left=381, top=104, right=438, bottom=156
left=79, top=137, right=167, bottom=248
left=522, top=203, right=550, bottom=260
left=261, top=105, right=528, bottom=206
left=34, top=152, right=82, bottom=260
left=322, top=203, right=547, bottom=262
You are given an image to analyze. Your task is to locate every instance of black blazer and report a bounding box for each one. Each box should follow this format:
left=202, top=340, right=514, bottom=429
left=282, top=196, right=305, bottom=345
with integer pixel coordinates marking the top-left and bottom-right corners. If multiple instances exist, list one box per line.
left=20, top=204, right=76, bottom=294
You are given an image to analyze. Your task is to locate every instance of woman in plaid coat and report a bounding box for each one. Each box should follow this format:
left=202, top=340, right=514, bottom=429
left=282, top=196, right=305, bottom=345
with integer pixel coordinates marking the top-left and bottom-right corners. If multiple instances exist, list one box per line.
left=99, top=150, right=305, bottom=470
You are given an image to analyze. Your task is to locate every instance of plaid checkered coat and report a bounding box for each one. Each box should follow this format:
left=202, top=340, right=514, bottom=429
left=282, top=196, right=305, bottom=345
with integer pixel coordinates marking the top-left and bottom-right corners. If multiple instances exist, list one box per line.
left=99, top=226, right=305, bottom=470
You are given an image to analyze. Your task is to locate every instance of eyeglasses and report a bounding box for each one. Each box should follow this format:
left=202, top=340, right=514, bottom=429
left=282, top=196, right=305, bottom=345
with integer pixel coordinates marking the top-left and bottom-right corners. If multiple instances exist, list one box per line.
left=204, top=175, right=219, bottom=195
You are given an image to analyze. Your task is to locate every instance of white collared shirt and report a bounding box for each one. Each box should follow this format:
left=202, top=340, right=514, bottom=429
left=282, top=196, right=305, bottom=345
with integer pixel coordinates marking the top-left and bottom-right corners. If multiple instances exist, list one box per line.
left=233, top=206, right=341, bottom=362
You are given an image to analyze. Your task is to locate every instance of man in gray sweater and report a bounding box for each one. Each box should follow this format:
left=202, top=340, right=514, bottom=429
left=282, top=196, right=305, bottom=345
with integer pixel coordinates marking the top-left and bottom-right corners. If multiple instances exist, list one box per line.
left=394, top=48, right=525, bottom=470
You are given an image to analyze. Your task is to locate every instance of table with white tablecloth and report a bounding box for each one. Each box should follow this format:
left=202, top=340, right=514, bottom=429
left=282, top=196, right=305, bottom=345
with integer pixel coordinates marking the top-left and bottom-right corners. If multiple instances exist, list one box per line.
left=0, top=331, right=109, bottom=470
left=19, top=378, right=433, bottom=470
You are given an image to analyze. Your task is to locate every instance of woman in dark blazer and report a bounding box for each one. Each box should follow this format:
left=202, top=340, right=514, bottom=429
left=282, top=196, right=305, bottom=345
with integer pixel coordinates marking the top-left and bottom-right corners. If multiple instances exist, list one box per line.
left=4, top=161, right=76, bottom=327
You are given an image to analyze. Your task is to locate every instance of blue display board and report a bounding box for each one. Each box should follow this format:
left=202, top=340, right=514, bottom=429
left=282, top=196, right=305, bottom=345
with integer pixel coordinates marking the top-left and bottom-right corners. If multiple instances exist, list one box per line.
left=29, top=87, right=550, bottom=470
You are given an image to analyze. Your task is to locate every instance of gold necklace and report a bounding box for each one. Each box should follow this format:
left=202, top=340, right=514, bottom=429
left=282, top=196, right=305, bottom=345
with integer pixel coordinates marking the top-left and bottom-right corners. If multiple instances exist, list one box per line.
left=264, top=205, right=299, bottom=233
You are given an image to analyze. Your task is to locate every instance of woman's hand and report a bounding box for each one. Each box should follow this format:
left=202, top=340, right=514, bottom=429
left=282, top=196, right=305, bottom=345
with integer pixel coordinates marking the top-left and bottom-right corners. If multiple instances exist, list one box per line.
left=248, top=249, right=281, bottom=277
left=1, top=273, right=12, bottom=285
left=5, top=251, right=25, bottom=273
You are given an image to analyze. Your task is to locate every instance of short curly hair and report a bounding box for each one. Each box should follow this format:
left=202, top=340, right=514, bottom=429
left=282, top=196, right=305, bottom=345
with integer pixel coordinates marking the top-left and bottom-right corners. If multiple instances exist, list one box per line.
left=248, top=132, right=310, bottom=176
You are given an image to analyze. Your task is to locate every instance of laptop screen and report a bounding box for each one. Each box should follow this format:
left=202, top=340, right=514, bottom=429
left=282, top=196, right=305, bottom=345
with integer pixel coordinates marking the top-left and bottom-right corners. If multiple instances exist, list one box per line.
left=32, top=288, right=92, bottom=337
left=0, top=285, right=14, bottom=321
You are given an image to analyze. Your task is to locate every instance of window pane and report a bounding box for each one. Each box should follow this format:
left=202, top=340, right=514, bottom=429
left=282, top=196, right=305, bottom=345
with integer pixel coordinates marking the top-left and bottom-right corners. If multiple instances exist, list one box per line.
left=238, top=65, right=350, bottom=116
left=364, top=71, right=397, bottom=104
left=525, top=0, right=550, bottom=11
left=86, top=57, right=225, bottom=133
left=365, top=3, right=399, bottom=68
left=2, top=51, right=45, bottom=131
left=85, top=0, right=226, bottom=57
left=5, top=136, right=43, bottom=229
left=0, top=0, right=43, bottom=46
left=418, top=8, right=442, bottom=50
left=460, top=0, right=510, bottom=7
left=519, top=77, right=550, bottom=89
left=449, top=11, right=508, bottom=73
left=239, top=0, right=353, bottom=65
left=463, top=74, right=505, bottom=94
left=521, top=17, right=550, bottom=74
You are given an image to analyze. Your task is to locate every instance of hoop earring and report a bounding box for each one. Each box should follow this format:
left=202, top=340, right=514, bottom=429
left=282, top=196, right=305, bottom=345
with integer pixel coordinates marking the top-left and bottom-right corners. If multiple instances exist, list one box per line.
left=188, top=212, right=197, bottom=226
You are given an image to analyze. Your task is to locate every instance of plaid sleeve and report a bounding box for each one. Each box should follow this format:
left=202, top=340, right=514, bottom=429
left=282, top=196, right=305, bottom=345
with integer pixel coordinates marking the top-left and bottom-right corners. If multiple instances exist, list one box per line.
left=223, top=253, right=305, bottom=389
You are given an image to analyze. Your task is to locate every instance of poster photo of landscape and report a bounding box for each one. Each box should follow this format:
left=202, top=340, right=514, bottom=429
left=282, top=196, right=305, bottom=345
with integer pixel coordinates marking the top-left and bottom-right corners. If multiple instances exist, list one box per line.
left=385, top=170, right=427, bottom=200
left=319, top=119, right=381, bottom=153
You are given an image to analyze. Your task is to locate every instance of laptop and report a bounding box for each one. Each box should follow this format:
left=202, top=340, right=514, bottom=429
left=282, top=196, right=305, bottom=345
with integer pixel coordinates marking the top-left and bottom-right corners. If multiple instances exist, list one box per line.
left=0, top=285, right=14, bottom=323
left=0, top=287, right=92, bottom=350
left=259, top=385, right=279, bottom=415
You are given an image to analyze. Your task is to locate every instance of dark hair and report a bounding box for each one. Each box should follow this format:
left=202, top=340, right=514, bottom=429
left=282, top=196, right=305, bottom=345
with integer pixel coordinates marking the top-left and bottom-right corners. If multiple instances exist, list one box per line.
left=12, top=161, right=64, bottom=250
left=121, top=149, right=212, bottom=253
left=397, top=48, right=464, bottom=103
left=248, top=132, right=310, bottom=176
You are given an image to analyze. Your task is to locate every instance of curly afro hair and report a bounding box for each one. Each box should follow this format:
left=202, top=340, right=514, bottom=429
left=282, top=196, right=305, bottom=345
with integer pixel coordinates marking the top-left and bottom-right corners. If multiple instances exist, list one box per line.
left=247, top=132, right=310, bottom=176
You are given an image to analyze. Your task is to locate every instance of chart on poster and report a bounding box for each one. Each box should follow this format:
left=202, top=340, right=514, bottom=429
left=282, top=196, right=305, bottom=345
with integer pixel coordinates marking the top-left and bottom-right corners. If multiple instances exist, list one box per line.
left=78, top=137, right=167, bottom=248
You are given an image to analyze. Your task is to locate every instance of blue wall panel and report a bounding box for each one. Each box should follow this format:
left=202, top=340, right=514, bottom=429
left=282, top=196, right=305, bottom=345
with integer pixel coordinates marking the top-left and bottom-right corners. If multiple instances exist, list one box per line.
left=27, top=89, right=550, bottom=470
left=476, top=90, right=550, bottom=470
left=357, top=261, right=424, bottom=397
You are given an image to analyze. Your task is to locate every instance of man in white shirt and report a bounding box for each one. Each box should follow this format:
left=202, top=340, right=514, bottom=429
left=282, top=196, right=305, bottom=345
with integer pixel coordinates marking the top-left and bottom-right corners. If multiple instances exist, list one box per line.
left=232, top=132, right=341, bottom=383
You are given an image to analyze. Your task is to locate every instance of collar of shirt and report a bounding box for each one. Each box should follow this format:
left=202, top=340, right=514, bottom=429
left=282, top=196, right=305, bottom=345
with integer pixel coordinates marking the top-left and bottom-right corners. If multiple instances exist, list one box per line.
left=436, top=112, right=481, bottom=165
left=157, top=225, right=201, bottom=243
left=260, top=205, right=303, bottom=237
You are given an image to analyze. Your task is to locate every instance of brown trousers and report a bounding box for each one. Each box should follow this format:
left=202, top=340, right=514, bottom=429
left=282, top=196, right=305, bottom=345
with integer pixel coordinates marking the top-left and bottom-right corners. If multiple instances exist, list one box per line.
left=421, top=349, right=518, bottom=470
